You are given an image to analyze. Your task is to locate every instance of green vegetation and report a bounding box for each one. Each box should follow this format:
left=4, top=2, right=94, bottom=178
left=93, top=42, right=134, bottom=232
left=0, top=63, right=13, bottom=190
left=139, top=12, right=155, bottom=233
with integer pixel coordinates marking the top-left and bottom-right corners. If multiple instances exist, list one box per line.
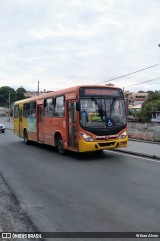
left=0, top=86, right=27, bottom=107
left=139, top=91, right=160, bottom=122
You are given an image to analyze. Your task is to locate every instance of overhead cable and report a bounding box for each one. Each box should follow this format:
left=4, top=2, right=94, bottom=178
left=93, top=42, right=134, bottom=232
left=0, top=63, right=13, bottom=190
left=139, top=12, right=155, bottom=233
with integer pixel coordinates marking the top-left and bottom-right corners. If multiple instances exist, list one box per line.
left=97, top=62, right=160, bottom=84
left=125, top=77, right=160, bottom=88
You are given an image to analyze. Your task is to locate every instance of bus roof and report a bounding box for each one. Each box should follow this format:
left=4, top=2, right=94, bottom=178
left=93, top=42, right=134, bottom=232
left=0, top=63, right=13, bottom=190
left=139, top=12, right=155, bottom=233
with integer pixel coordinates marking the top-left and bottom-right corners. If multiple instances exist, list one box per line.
left=14, top=84, right=122, bottom=105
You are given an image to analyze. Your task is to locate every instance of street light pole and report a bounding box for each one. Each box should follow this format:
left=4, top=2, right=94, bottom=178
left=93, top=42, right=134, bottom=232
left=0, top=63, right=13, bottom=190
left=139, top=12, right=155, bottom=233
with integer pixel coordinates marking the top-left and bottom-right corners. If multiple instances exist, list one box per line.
left=38, top=81, right=39, bottom=95
left=8, top=92, right=10, bottom=122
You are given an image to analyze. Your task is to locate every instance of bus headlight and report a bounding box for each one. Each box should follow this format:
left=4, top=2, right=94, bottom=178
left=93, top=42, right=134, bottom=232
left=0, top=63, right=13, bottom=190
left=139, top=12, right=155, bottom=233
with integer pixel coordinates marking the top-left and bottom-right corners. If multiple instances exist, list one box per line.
left=80, top=132, right=94, bottom=142
left=119, top=130, right=127, bottom=139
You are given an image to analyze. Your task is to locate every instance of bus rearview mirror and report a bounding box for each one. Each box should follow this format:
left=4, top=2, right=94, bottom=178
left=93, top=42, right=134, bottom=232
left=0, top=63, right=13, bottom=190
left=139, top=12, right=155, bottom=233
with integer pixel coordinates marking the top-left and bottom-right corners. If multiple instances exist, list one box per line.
left=76, top=102, right=80, bottom=111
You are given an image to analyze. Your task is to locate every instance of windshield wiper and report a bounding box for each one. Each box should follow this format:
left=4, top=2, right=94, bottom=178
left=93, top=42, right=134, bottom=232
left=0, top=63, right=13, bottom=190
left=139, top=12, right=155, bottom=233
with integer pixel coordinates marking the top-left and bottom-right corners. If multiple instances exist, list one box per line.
left=110, top=97, right=117, bottom=117
left=91, top=97, right=102, bottom=109
left=91, top=97, right=104, bottom=121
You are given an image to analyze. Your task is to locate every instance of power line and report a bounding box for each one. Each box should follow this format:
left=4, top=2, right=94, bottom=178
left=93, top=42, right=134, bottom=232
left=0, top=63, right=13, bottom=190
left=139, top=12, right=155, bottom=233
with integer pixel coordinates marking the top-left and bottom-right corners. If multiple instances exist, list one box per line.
left=125, top=77, right=160, bottom=88
left=97, top=62, right=160, bottom=84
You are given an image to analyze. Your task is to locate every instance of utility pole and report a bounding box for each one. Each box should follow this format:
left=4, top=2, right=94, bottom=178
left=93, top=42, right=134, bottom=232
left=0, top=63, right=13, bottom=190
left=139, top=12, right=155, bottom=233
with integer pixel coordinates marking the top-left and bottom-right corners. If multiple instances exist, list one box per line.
left=38, top=81, right=39, bottom=95
left=8, top=92, right=10, bottom=122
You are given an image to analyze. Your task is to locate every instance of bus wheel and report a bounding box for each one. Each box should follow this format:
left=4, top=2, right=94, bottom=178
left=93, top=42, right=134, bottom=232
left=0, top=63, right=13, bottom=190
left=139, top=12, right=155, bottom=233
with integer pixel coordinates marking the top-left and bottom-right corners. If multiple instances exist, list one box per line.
left=57, top=136, right=65, bottom=155
left=24, top=130, right=29, bottom=145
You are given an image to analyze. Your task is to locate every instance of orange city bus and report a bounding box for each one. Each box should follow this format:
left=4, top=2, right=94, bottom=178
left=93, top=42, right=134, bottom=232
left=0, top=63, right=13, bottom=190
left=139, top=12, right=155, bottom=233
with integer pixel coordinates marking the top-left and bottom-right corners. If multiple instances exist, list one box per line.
left=13, top=85, right=128, bottom=154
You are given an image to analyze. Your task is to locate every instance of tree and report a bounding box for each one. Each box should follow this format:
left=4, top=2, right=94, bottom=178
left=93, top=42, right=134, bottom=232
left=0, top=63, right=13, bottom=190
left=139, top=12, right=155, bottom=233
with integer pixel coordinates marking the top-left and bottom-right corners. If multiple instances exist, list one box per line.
left=139, top=91, right=160, bottom=122
left=16, top=87, right=26, bottom=101
left=16, top=92, right=26, bottom=101
left=0, top=86, right=16, bottom=107
left=0, top=86, right=26, bottom=107
left=147, top=90, right=154, bottom=95
left=16, top=87, right=26, bottom=93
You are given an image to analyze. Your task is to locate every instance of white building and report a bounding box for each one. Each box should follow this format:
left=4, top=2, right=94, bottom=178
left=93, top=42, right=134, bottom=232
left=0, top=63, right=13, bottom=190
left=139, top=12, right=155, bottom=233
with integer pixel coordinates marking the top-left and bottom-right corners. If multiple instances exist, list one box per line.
left=151, top=111, right=160, bottom=123
left=129, top=104, right=142, bottom=112
left=0, top=107, right=9, bottom=116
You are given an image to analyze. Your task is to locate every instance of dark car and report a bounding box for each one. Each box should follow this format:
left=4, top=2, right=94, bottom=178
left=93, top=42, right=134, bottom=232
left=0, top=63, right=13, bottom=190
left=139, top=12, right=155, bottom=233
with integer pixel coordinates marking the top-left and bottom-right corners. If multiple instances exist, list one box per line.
left=0, top=123, right=5, bottom=133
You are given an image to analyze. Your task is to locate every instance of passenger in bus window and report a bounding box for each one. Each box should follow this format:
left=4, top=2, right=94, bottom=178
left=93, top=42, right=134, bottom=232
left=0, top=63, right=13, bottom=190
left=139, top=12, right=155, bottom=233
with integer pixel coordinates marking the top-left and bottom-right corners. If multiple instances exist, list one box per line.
left=81, top=109, right=88, bottom=125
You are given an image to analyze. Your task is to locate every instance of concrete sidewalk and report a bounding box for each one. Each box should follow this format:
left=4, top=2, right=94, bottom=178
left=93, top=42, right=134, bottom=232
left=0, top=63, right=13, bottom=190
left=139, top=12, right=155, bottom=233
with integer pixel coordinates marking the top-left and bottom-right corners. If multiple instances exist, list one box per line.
left=116, top=140, right=160, bottom=160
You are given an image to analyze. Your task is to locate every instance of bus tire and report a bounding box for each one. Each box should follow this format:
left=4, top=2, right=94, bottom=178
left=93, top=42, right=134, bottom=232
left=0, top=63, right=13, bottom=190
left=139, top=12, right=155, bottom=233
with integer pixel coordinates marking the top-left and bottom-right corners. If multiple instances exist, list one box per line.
left=57, top=135, right=65, bottom=155
left=24, top=130, right=30, bottom=145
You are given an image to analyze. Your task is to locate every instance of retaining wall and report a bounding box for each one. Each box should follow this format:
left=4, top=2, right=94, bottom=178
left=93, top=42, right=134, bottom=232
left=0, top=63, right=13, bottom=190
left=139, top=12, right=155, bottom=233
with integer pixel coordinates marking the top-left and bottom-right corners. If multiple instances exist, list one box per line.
left=128, top=122, right=160, bottom=142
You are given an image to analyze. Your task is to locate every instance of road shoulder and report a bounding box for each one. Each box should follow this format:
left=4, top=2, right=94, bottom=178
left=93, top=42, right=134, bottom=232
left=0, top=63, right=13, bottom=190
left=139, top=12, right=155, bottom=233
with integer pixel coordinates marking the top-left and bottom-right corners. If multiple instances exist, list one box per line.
left=0, top=172, right=41, bottom=240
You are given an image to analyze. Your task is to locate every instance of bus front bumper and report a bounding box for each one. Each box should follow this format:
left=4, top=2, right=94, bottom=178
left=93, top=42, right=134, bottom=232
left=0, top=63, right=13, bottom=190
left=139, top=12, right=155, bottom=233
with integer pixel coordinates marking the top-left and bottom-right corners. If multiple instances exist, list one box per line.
left=78, top=137, right=128, bottom=152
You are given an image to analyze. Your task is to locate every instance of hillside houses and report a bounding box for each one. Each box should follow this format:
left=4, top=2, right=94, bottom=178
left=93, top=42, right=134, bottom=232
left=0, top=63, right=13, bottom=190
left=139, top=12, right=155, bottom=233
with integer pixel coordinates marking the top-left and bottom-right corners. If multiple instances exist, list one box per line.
left=124, top=91, right=148, bottom=106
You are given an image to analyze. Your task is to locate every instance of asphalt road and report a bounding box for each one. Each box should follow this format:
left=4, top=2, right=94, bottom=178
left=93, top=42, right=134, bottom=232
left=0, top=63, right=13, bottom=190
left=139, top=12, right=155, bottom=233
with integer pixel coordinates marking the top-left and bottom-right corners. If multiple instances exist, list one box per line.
left=0, top=129, right=160, bottom=238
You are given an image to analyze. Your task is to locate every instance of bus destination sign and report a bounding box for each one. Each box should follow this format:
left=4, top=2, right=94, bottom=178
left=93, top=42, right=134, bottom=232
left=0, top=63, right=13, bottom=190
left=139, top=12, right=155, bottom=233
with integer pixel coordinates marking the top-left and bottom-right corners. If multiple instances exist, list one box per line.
left=80, top=88, right=123, bottom=97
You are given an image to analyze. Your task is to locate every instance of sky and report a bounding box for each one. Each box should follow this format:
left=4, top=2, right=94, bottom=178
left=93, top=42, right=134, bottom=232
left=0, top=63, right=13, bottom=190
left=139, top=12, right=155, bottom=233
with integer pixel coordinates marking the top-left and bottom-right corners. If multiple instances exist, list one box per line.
left=0, top=0, right=160, bottom=93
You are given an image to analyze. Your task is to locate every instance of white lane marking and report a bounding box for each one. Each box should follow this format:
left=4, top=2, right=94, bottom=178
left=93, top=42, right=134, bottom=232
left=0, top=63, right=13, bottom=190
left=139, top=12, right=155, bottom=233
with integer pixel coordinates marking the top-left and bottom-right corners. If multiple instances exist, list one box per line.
left=108, top=150, right=160, bottom=163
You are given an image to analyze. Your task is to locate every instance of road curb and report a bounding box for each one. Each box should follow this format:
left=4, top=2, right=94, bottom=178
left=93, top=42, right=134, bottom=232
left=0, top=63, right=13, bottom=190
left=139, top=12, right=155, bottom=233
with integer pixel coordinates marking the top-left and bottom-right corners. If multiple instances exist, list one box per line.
left=112, top=149, right=160, bottom=160
left=6, top=128, right=13, bottom=131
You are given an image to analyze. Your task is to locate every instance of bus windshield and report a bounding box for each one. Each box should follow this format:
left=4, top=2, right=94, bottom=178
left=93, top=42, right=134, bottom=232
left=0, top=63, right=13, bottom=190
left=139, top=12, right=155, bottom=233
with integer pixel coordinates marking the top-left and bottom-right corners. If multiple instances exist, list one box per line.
left=80, top=97, right=126, bottom=128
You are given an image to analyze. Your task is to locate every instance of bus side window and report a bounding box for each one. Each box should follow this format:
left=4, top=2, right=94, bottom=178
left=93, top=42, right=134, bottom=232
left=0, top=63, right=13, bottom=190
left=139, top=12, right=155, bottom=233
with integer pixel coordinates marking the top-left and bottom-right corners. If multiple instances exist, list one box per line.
left=23, top=103, right=29, bottom=118
left=14, top=105, right=19, bottom=118
left=44, top=98, right=54, bottom=117
left=29, top=101, right=36, bottom=118
left=55, top=96, right=65, bottom=117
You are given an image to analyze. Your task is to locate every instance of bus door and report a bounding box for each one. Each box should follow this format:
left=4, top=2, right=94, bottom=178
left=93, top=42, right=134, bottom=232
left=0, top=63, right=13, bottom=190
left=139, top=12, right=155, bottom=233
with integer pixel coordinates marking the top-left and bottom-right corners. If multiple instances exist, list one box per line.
left=67, top=101, right=78, bottom=150
left=37, top=104, right=44, bottom=143
left=19, top=108, right=23, bottom=138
